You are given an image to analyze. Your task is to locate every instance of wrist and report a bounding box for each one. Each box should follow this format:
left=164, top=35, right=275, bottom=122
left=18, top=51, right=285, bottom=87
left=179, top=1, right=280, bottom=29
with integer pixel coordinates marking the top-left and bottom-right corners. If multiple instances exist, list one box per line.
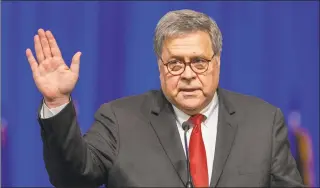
left=44, top=96, right=70, bottom=109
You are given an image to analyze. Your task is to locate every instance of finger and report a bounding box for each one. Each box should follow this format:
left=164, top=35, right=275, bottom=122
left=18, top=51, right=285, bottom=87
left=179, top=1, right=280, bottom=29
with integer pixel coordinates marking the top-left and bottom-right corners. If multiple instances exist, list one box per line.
left=34, top=35, right=44, bottom=63
left=45, top=30, right=62, bottom=57
left=70, top=52, right=82, bottom=74
left=26, top=48, right=39, bottom=76
left=38, top=28, right=52, bottom=59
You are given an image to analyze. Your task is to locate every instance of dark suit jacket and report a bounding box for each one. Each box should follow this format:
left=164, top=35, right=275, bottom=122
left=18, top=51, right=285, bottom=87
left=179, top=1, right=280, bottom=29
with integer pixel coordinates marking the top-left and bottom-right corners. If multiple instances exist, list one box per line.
left=38, top=88, right=304, bottom=187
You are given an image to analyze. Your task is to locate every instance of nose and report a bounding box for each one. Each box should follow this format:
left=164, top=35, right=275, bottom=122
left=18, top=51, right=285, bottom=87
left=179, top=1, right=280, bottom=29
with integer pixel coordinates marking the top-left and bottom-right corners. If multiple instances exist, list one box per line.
left=181, top=64, right=196, bottom=80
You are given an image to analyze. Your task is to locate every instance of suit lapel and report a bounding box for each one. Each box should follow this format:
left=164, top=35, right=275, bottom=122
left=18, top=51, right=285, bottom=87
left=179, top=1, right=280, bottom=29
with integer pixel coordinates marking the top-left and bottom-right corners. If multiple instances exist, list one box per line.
left=210, top=89, right=238, bottom=187
left=148, top=91, right=188, bottom=186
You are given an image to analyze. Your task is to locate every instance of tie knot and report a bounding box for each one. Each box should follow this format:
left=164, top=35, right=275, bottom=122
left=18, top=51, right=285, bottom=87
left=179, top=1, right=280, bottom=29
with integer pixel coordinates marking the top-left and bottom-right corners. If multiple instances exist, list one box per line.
left=188, top=114, right=205, bottom=130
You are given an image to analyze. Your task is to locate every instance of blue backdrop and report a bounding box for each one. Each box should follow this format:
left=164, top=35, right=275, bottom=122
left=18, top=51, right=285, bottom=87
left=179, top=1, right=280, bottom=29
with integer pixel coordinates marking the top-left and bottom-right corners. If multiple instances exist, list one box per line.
left=1, top=1, right=319, bottom=187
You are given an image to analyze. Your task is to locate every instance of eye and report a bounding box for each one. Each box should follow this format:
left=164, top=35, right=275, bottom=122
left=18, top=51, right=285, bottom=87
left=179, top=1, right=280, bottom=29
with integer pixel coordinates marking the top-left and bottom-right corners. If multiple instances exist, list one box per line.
left=167, top=60, right=184, bottom=71
left=193, top=57, right=207, bottom=64
left=192, top=58, right=208, bottom=70
left=168, top=59, right=180, bottom=64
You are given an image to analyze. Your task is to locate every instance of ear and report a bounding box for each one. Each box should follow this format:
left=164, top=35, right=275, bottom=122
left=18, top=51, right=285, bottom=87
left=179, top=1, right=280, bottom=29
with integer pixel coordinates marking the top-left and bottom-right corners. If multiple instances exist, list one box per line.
left=157, top=59, right=162, bottom=72
left=158, top=61, right=164, bottom=82
left=157, top=60, right=160, bottom=70
left=215, top=55, right=221, bottom=67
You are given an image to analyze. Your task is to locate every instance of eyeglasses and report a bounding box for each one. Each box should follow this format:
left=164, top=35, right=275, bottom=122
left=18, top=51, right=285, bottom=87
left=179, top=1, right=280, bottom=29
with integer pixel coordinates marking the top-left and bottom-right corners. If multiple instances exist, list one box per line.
left=159, top=54, right=215, bottom=76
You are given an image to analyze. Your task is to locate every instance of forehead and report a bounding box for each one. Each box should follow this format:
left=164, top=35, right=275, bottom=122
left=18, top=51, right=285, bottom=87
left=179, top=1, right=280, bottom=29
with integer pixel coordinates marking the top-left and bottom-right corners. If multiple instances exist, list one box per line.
left=162, top=31, right=212, bottom=57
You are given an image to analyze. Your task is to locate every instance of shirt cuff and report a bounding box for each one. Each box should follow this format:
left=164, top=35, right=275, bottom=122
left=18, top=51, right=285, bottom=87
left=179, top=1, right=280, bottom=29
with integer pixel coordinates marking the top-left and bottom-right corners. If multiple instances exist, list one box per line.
left=40, top=100, right=69, bottom=119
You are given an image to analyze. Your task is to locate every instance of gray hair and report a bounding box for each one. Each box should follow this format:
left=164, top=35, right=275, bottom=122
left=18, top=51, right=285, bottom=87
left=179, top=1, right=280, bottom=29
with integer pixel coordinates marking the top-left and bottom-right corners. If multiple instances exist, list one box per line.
left=153, top=9, right=222, bottom=58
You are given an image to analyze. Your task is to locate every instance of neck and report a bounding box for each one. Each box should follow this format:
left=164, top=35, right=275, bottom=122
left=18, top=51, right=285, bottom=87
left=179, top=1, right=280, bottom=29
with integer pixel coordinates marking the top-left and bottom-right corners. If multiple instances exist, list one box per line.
left=175, top=97, right=214, bottom=116
left=180, top=108, right=202, bottom=116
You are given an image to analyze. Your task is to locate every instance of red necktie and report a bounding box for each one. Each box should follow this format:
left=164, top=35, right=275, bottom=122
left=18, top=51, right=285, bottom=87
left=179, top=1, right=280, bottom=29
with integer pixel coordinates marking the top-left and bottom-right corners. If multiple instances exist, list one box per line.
left=188, top=114, right=209, bottom=187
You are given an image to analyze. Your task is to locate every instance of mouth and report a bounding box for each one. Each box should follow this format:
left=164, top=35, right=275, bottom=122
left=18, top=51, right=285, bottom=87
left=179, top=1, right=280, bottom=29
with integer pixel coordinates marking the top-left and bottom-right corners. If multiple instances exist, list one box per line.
left=179, top=88, right=200, bottom=93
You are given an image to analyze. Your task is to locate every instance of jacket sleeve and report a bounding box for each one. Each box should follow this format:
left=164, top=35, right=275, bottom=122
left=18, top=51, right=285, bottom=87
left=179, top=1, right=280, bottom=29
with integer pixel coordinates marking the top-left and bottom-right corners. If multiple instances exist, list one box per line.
left=270, top=108, right=305, bottom=187
left=38, top=100, right=119, bottom=188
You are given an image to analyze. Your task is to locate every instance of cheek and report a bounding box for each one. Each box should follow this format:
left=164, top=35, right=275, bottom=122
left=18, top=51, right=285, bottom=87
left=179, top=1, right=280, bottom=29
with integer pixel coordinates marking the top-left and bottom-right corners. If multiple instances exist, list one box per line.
left=164, top=76, right=180, bottom=93
left=160, top=69, right=180, bottom=95
left=199, top=70, right=219, bottom=93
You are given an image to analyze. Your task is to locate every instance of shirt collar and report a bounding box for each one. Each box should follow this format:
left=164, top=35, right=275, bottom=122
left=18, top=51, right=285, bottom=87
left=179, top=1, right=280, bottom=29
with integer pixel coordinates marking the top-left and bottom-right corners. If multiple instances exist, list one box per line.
left=172, top=92, right=219, bottom=128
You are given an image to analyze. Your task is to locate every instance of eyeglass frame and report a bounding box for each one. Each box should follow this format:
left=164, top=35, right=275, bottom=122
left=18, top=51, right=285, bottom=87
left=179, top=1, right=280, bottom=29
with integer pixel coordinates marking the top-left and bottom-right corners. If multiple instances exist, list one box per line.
left=158, top=53, right=216, bottom=76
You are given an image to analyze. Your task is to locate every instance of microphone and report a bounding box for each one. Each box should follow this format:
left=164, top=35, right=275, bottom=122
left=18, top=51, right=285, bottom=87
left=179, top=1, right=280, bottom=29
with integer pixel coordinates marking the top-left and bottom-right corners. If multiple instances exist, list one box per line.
left=182, top=121, right=193, bottom=188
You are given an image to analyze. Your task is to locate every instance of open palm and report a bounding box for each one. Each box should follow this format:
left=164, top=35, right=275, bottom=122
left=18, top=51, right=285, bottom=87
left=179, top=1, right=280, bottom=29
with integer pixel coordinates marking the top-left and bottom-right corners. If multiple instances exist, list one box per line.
left=26, top=29, right=81, bottom=104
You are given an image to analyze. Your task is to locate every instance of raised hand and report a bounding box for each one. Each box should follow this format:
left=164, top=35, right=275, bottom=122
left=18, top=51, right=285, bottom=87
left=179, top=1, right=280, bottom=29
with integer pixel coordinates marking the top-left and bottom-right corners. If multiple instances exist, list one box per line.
left=26, top=29, right=81, bottom=108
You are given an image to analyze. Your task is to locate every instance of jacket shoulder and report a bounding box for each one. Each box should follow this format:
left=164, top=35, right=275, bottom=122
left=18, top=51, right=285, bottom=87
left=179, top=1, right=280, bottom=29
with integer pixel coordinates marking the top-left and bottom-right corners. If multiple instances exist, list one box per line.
left=219, top=88, right=280, bottom=113
left=97, top=90, right=160, bottom=112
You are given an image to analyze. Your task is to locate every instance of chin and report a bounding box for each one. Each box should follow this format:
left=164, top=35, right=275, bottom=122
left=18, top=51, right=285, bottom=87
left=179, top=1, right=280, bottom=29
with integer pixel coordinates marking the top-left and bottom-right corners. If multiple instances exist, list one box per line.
left=177, top=98, right=203, bottom=111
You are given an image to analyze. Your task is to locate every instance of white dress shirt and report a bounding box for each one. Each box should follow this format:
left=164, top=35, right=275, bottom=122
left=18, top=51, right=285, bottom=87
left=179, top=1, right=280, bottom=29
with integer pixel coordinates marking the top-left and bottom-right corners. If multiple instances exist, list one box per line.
left=40, top=93, right=219, bottom=183
left=40, top=101, right=68, bottom=119
left=172, top=92, right=219, bottom=184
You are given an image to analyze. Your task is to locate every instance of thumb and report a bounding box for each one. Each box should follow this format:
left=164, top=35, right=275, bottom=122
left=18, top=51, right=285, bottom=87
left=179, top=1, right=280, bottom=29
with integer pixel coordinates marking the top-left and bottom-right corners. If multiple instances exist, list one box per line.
left=70, top=51, right=82, bottom=74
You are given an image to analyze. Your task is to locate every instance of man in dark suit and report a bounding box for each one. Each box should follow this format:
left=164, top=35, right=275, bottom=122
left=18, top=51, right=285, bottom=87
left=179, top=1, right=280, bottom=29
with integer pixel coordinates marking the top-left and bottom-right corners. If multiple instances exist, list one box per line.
left=26, top=9, right=304, bottom=187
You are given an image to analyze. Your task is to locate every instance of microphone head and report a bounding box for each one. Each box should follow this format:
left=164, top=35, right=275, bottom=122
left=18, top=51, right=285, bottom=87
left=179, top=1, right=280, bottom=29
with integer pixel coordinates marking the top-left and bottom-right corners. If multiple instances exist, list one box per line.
left=182, top=121, right=192, bottom=132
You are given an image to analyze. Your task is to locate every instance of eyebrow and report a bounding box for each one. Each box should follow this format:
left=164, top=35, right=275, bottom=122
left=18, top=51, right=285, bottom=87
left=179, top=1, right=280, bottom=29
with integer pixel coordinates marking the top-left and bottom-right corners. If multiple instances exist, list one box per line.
left=168, top=54, right=210, bottom=60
